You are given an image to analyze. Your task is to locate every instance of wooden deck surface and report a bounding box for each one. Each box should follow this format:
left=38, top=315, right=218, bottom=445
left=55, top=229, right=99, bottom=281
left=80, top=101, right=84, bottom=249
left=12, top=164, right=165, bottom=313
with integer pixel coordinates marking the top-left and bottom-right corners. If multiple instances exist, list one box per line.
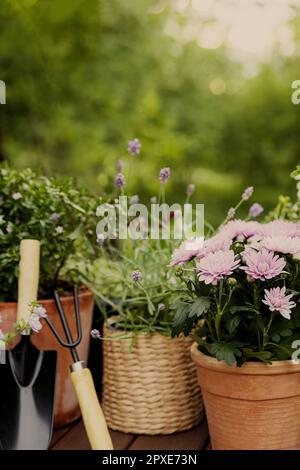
left=50, top=419, right=209, bottom=450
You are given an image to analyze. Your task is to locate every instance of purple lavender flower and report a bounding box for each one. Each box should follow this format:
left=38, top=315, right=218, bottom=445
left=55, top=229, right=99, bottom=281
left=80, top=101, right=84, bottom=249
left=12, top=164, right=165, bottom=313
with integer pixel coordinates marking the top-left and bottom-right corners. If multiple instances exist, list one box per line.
left=242, top=186, right=254, bottom=201
left=117, top=160, right=123, bottom=172
left=115, top=173, right=126, bottom=189
left=227, top=207, right=235, bottom=219
left=186, top=184, right=195, bottom=196
left=132, top=270, right=142, bottom=282
left=128, top=138, right=141, bottom=155
left=49, top=213, right=61, bottom=223
left=56, top=226, right=64, bottom=234
left=12, top=192, right=22, bottom=200
left=91, top=329, right=101, bottom=339
left=249, top=203, right=264, bottom=218
left=130, top=195, right=139, bottom=205
left=159, top=167, right=171, bottom=183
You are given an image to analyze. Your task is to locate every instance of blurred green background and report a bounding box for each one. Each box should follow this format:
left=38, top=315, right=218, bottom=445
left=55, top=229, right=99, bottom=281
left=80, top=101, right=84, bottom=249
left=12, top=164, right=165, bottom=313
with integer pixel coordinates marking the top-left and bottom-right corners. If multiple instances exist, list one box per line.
left=1, top=0, right=300, bottom=225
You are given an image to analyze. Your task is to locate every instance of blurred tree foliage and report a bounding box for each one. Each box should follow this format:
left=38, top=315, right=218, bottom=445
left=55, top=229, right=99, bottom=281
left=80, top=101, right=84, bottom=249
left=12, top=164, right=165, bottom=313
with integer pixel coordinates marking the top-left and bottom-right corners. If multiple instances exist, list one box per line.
left=0, top=0, right=299, bottom=224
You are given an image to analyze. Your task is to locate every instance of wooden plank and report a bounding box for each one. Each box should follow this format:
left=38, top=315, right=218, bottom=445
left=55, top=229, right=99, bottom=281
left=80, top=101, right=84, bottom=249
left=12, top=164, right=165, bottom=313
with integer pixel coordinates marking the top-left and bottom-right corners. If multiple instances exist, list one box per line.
left=128, top=420, right=209, bottom=451
left=110, top=430, right=136, bottom=450
left=50, top=425, right=75, bottom=448
left=51, top=421, right=90, bottom=450
left=50, top=420, right=136, bottom=450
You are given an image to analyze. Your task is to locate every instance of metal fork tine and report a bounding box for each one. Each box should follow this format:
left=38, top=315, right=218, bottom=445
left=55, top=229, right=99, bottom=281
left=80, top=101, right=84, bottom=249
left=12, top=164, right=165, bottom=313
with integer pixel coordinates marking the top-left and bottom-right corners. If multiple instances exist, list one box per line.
left=73, top=286, right=82, bottom=344
left=54, top=291, right=74, bottom=345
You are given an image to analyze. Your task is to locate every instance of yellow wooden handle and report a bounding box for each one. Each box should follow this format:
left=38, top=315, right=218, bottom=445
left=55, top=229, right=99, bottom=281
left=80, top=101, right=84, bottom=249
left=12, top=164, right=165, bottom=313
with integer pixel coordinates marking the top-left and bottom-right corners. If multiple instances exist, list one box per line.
left=17, top=239, right=40, bottom=323
left=71, top=367, right=113, bottom=450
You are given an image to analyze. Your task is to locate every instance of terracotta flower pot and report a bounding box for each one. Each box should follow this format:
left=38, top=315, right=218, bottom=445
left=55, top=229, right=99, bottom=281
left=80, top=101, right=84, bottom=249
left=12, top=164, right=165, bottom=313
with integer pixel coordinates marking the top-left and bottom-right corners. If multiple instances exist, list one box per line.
left=191, top=343, right=300, bottom=450
left=0, top=289, right=94, bottom=429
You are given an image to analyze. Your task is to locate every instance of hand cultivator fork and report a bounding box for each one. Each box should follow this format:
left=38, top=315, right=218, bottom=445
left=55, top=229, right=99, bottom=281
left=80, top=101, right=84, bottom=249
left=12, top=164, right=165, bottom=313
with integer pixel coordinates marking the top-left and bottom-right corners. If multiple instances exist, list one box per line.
left=46, top=286, right=113, bottom=450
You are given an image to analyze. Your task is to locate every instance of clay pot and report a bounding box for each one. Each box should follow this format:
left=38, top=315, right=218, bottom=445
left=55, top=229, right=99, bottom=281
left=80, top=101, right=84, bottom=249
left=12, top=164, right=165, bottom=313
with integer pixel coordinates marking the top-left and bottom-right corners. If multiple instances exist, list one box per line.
left=191, top=343, right=300, bottom=450
left=0, top=289, right=94, bottom=429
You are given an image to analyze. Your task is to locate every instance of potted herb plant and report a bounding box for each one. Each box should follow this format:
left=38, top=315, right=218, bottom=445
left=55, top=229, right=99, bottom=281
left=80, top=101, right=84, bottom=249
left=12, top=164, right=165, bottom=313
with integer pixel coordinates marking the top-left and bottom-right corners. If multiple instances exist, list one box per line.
left=0, top=165, right=100, bottom=427
left=89, top=141, right=203, bottom=435
left=171, top=187, right=300, bottom=449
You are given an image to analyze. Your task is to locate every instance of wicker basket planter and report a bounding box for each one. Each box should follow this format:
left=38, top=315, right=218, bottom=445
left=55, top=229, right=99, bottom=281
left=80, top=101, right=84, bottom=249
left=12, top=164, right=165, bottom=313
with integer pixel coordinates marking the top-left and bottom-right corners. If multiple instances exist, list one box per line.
left=102, top=318, right=203, bottom=435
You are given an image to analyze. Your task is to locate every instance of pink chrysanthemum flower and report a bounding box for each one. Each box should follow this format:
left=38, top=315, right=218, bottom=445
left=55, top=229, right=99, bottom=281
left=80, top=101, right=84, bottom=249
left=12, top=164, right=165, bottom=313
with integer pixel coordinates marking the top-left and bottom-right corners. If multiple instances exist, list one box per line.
left=197, top=250, right=240, bottom=285
left=196, top=234, right=232, bottom=259
left=261, top=220, right=300, bottom=238
left=219, top=220, right=262, bottom=240
left=170, top=237, right=204, bottom=266
left=241, top=248, right=286, bottom=281
left=263, top=286, right=296, bottom=320
left=260, top=236, right=300, bottom=256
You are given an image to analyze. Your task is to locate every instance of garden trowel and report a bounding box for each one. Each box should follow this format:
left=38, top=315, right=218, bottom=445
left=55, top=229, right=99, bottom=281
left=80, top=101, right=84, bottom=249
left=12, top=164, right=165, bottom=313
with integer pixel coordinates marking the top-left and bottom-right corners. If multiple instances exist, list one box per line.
left=0, top=239, right=57, bottom=450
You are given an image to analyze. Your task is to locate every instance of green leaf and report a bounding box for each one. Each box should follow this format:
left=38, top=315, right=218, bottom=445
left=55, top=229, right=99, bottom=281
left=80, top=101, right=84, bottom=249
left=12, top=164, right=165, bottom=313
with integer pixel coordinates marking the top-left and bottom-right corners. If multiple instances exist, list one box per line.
left=272, top=334, right=281, bottom=343
left=242, top=348, right=273, bottom=363
left=230, top=305, right=257, bottom=314
left=188, top=297, right=210, bottom=318
left=209, top=341, right=242, bottom=366
left=280, top=328, right=293, bottom=337
left=171, top=302, right=192, bottom=337
left=225, top=314, right=241, bottom=335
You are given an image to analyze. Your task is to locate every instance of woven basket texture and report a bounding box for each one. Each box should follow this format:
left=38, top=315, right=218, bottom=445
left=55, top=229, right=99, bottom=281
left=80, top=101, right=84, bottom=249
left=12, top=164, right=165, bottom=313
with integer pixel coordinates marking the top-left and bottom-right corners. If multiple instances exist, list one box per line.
left=102, top=320, right=203, bottom=435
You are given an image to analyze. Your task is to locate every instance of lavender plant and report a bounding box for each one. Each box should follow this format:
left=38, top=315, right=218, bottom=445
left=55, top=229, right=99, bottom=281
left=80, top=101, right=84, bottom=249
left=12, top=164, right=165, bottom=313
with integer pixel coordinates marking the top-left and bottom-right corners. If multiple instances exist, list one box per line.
left=85, top=140, right=192, bottom=335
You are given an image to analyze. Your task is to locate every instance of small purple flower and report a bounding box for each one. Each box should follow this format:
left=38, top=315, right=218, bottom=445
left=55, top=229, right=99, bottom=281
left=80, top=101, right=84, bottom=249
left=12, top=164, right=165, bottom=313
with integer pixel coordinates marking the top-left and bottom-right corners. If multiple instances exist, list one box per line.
left=158, top=303, right=165, bottom=311
left=159, top=167, right=171, bottom=183
left=29, top=314, right=42, bottom=333
left=128, top=138, right=141, bottom=155
left=132, top=270, right=142, bottom=282
left=49, top=213, right=61, bottom=223
left=115, top=173, right=126, bottom=189
left=227, top=208, right=235, bottom=219
left=130, top=195, right=139, bottom=205
left=33, top=305, right=47, bottom=318
left=117, top=160, right=123, bottom=172
left=150, top=196, right=157, bottom=204
left=12, top=192, right=22, bottom=200
left=242, top=186, right=254, bottom=201
left=97, top=233, right=105, bottom=246
left=186, top=184, right=195, bottom=196
left=249, top=203, right=264, bottom=218
left=56, top=226, right=64, bottom=234
left=91, top=329, right=101, bottom=339
left=6, top=224, right=13, bottom=233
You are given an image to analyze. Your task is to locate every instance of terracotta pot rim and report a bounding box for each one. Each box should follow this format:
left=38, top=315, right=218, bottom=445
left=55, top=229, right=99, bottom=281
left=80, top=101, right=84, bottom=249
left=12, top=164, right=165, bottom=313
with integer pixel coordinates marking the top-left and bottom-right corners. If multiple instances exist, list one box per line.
left=0, top=287, right=93, bottom=307
left=191, top=342, right=300, bottom=375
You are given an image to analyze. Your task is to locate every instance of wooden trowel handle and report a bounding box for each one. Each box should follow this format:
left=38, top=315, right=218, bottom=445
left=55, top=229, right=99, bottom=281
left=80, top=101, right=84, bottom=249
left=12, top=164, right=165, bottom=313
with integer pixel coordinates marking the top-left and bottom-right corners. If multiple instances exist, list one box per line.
left=17, top=239, right=40, bottom=323
left=71, top=368, right=113, bottom=450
